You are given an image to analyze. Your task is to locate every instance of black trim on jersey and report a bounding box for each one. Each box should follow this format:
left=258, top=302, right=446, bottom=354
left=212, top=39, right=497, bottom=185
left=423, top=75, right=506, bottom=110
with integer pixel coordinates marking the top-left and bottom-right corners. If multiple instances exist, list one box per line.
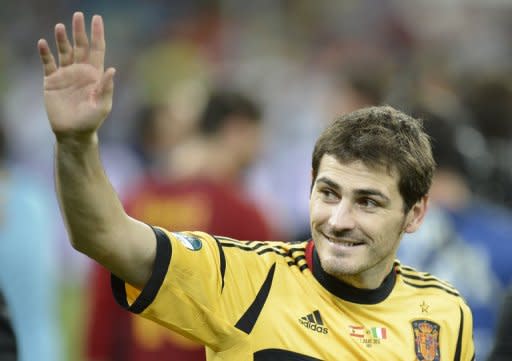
left=400, top=272, right=456, bottom=288
left=111, top=227, right=171, bottom=314
left=454, top=306, right=464, bottom=361
left=213, top=236, right=226, bottom=292
left=312, top=248, right=395, bottom=304
left=257, top=247, right=288, bottom=256
left=229, top=241, right=267, bottom=251
left=402, top=280, right=460, bottom=297
left=219, top=241, right=288, bottom=257
left=299, top=264, right=309, bottom=272
left=235, top=263, right=276, bottom=334
left=397, top=269, right=457, bottom=292
left=217, top=238, right=306, bottom=259
left=254, top=348, right=323, bottom=361
left=218, top=237, right=308, bottom=271
left=400, top=266, right=459, bottom=291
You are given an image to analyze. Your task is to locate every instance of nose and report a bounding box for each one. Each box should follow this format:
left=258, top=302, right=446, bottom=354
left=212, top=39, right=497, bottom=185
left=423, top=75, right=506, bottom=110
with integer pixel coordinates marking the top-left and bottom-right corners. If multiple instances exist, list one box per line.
left=328, top=200, right=356, bottom=231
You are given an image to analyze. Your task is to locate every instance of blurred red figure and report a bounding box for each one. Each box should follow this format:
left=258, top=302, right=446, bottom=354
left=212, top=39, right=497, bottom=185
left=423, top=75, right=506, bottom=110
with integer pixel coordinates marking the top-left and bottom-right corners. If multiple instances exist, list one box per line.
left=85, top=91, right=277, bottom=361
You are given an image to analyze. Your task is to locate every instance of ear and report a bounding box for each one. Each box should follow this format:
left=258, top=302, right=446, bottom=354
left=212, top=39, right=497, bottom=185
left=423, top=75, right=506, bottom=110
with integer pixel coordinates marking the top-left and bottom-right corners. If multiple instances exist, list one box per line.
left=404, top=196, right=429, bottom=233
left=309, top=169, right=315, bottom=196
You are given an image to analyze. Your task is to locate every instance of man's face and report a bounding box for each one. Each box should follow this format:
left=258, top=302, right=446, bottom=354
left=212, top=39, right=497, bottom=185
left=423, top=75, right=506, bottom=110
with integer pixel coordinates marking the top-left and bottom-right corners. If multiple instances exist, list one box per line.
left=309, top=155, right=426, bottom=288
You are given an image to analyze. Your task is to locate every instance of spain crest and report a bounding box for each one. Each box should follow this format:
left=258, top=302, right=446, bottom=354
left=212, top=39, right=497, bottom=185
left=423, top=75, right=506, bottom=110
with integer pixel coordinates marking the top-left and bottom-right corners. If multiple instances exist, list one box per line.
left=412, top=320, right=440, bottom=361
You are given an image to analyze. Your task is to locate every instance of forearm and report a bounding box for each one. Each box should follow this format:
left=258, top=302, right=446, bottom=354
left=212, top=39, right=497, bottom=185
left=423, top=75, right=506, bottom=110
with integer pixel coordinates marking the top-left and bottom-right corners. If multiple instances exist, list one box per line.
left=56, top=134, right=124, bottom=252
left=55, top=134, right=155, bottom=287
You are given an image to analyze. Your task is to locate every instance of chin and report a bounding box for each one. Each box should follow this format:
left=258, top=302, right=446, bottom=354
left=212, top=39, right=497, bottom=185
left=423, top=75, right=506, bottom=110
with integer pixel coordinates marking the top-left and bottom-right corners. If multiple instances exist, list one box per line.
left=319, top=254, right=366, bottom=277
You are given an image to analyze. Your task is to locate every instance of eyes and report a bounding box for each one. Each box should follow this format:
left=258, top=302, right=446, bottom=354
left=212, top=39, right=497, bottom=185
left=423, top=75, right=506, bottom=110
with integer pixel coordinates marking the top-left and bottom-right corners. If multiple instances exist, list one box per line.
left=318, top=188, right=380, bottom=209
left=319, top=188, right=339, bottom=202
left=358, top=198, right=379, bottom=209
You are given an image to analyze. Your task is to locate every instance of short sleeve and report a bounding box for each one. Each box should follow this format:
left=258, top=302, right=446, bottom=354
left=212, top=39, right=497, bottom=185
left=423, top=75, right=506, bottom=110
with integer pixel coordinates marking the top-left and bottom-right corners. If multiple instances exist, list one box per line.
left=111, top=227, right=251, bottom=350
left=459, top=301, right=475, bottom=361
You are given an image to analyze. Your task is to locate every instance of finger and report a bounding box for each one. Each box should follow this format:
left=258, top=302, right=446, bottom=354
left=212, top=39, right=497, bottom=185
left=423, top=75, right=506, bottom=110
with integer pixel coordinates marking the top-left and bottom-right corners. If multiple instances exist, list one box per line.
left=37, top=39, right=57, bottom=76
left=72, top=11, right=89, bottom=63
left=89, top=15, right=106, bottom=71
left=97, top=67, right=116, bottom=98
left=54, top=23, right=73, bottom=67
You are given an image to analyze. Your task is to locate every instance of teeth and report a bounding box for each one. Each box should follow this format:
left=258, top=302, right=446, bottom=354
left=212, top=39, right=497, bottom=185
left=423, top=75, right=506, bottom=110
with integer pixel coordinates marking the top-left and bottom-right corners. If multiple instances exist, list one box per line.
left=329, top=239, right=361, bottom=247
left=324, top=234, right=362, bottom=247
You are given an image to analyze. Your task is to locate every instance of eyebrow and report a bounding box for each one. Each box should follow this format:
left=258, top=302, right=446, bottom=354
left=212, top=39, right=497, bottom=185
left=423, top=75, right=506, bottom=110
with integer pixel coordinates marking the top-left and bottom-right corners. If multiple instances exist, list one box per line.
left=316, top=177, right=341, bottom=191
left=316, top=176, right=391, bottom=203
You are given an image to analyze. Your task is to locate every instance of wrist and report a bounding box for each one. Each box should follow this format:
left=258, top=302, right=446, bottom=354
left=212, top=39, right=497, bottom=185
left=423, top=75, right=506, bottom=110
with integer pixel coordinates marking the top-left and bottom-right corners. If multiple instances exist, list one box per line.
left=56, top=132, right=98, bottom=147
left=55, top=132, right=99, bottom=155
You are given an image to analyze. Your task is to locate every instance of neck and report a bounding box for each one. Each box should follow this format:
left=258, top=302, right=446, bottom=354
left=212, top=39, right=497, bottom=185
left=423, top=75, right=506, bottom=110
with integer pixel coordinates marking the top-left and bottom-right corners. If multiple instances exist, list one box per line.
left=307, top=242, right=397, bottom=304
left=333, top=258, right=395, bottom=289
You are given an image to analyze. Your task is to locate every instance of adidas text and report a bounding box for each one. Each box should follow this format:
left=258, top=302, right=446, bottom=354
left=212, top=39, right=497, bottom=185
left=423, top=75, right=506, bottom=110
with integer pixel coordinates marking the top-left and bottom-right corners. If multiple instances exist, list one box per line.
left=299, top=318, right=329, bottom=334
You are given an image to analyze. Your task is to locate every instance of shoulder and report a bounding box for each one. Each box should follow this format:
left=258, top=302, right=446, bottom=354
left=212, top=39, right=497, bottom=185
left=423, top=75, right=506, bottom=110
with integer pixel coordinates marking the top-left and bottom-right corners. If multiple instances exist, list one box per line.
left=214, top=237, right=308, bottom=266
left=215, top=237, right=307, bottom=256
left=395, top=262, right=466, bottom=303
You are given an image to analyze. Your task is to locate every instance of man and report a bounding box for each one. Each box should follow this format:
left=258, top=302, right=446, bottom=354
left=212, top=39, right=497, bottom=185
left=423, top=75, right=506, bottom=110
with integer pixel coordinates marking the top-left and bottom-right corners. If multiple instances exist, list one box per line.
left=86, top=91, right=275, bottom=361
left=0, top=291, right=17, bottom=361
left=37, top=12, right=474, bottom=360
left=487, top=286, right=512, bottom=361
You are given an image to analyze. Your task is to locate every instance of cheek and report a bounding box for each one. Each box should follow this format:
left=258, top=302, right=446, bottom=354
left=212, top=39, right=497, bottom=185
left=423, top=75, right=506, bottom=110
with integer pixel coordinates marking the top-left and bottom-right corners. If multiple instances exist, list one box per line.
left=358, top=214, right=403, bottom=239
left=366, top=217, right=405, bottom=245
left=309, top=201, right=330, bottom=226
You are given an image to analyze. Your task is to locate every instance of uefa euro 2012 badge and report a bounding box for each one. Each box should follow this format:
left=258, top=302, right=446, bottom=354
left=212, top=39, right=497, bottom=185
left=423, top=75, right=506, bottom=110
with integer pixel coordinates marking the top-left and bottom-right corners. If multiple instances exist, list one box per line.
left=172, top=233, right=203, bottom=251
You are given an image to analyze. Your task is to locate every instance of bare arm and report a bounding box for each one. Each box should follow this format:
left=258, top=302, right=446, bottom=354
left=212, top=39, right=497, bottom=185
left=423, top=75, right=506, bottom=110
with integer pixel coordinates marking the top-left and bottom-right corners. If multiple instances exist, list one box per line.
left=38, top=12, right=155, bottom=288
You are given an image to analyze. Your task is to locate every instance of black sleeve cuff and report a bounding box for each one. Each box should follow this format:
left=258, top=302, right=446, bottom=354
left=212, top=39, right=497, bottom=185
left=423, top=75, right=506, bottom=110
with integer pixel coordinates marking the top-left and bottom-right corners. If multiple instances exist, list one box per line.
left=111, top=227, right=172, bottom=314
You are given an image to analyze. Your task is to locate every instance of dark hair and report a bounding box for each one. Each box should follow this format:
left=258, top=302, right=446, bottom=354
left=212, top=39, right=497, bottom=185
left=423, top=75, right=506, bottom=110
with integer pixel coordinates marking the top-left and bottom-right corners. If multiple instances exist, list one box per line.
left=312, top=106, right=435, bottom=212
left=198, top=90, right=262, bottom=135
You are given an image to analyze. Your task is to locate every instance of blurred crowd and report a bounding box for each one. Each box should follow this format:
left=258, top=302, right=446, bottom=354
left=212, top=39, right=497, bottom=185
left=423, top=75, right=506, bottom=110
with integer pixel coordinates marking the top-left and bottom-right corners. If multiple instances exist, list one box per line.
left=1, top=1, right=512, bottom=361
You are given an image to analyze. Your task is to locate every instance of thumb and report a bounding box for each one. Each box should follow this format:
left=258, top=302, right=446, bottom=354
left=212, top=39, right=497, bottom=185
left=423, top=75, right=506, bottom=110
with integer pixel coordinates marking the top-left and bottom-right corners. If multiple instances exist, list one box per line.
left=97, top=67, right=116, bottom=98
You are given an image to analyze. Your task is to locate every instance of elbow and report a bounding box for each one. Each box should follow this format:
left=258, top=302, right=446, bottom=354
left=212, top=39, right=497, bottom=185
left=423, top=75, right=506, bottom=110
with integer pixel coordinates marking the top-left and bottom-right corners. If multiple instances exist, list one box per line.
left=69, top=237, right=88, bottom=254
left=68, top=236, right=96, bottom=258
left=67, top=230, right=116, bottom=262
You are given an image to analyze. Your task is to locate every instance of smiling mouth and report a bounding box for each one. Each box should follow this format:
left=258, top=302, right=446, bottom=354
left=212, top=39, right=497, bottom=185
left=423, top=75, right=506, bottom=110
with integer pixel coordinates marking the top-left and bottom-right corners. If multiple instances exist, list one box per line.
left=333, top=241, right=364, bottom=247
left=323, top=233, right=365, bottom=247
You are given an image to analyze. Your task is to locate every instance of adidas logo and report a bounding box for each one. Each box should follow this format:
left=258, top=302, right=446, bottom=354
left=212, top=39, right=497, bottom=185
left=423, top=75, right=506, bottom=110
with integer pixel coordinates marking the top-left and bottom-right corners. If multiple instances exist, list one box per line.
left=299, top=310, right=329, bottom=334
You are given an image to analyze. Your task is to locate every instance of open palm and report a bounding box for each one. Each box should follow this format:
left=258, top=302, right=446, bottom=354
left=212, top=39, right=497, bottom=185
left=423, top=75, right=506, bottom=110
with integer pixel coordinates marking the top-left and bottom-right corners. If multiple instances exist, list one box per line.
left=38, top=12, right=115, bottom=139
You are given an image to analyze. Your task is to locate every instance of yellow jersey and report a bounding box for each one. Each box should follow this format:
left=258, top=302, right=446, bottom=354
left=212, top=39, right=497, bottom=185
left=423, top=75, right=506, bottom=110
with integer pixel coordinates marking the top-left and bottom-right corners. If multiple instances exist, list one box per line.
left=112, top=227, right=475, bottom=361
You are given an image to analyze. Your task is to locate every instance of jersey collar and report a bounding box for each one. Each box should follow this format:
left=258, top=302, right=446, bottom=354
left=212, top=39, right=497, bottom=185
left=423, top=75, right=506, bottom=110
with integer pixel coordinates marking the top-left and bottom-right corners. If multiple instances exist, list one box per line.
left=305, top=240, right=396, bottom=304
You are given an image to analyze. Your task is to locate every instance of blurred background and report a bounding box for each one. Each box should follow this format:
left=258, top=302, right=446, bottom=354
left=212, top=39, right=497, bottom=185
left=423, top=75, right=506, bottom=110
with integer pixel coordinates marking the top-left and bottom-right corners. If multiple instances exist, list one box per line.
left=1, top=1, right=512, bottom=360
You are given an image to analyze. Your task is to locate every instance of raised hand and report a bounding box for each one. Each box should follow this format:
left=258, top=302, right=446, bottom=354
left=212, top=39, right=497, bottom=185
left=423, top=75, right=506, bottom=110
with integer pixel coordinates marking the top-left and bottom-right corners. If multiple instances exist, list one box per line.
left=37, top=12, right=115, bottom=141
